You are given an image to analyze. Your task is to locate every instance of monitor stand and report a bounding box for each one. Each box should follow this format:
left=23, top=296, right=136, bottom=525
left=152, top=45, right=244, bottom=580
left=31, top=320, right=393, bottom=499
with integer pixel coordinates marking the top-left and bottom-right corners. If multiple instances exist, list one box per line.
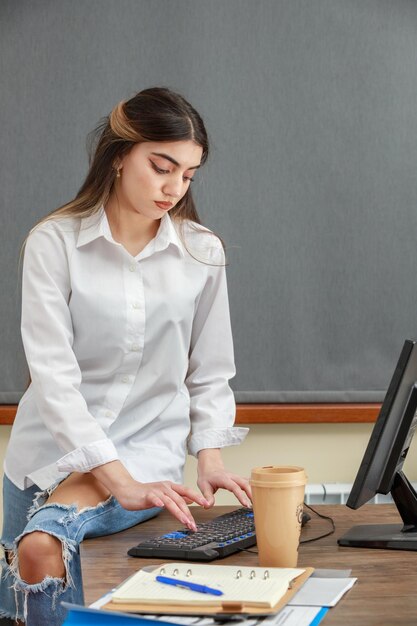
left=338, top=471, right=417, bottom=550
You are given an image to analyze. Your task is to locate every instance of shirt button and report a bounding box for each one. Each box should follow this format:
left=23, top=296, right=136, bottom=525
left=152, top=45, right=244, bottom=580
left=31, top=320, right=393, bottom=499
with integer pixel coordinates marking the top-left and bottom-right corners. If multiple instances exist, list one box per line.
left=129, top=264, right=136, bottom=272
left=131, top=343, right=140, bottom=351
left=121, top=376, right=131, bottom=383
left=105, top=410, right=113, bottom=418
left=132, top=302, right=140, bottom=309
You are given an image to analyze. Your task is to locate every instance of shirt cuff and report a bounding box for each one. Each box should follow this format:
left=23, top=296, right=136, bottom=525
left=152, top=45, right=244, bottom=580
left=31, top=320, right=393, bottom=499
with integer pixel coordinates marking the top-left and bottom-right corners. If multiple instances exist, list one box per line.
left=188, top=427, right=249, bottom=457
left=56, top=438, right=119, bottom=473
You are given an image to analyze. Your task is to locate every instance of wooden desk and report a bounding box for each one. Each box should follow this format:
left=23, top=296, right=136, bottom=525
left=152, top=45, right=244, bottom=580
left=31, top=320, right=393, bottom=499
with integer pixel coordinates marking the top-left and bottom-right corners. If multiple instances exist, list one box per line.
left=81, top=504, right=417, bottom=625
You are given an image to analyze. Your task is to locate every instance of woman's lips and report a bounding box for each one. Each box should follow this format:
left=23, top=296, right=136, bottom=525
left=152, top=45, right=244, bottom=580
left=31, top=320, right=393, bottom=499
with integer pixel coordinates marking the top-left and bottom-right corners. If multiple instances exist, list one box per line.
left=154, top=201, right=173, bottom=210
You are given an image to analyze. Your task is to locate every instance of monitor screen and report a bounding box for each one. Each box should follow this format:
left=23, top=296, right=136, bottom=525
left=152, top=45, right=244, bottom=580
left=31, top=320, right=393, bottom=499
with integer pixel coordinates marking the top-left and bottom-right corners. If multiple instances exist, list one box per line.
left=338, top=339, right=417, bottom=550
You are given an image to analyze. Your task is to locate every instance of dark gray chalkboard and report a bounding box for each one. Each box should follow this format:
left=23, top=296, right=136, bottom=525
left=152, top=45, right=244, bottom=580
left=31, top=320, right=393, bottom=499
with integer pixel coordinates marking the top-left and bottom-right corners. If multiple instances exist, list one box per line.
left=2, top=0, right=417, bottom=404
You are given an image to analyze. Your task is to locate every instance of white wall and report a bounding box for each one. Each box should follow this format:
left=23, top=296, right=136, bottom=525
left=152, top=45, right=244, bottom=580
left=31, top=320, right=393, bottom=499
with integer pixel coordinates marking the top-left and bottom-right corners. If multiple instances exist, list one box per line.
left=2, top=422, right=417, bottom=525
left=184, top=422, right=417, bottom=503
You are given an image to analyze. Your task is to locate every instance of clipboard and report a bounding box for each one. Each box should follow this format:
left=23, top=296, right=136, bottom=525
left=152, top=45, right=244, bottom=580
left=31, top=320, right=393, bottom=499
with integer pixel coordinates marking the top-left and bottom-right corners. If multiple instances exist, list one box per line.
left=101, top=566, right=314, bottom=616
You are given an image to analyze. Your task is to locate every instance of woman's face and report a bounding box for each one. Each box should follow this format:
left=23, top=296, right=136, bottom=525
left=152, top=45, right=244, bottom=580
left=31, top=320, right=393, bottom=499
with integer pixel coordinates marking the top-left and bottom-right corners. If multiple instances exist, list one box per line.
left=115, top=140, right=203, bottom=221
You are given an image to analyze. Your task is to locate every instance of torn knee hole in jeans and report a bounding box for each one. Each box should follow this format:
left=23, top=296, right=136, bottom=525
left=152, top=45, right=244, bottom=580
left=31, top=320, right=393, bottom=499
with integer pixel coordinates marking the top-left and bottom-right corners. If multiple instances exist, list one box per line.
left=16, top=491, right=112, bottom=588
left=0, top=533, right=69, bottom=621
left=3, top=489, right=113, bottom=620
left=9, top=528, right=77, bottom=616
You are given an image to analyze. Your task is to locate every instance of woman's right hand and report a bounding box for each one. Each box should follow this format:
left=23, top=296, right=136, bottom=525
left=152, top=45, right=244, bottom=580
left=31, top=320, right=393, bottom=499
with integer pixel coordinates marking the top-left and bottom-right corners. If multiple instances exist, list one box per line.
left=91, top=460, right=208, bottom=531
left=117, top=479, right=211, bottom=531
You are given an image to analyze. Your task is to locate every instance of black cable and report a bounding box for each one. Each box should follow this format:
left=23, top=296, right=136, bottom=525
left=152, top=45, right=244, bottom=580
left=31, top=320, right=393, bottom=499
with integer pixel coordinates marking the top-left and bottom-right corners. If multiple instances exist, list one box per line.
left=299, top=502, right=335, bottom=543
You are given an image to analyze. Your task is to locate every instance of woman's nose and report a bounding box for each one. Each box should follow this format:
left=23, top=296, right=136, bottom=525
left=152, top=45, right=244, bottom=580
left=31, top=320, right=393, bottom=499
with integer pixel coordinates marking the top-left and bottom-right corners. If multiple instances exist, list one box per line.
left=163, top=176, right=183, bottom=198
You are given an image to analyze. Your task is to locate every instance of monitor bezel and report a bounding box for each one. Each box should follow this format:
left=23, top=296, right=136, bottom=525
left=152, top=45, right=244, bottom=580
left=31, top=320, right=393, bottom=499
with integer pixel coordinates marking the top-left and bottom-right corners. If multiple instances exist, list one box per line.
left=346, top=339, right=417, bottom=509
left=339, top=339, right=417, bottom=551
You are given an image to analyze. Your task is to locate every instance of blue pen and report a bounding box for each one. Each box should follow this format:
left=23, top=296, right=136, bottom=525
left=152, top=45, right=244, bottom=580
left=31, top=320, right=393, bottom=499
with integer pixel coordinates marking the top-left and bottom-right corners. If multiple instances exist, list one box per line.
left=155, top=575, right=224, bottom=596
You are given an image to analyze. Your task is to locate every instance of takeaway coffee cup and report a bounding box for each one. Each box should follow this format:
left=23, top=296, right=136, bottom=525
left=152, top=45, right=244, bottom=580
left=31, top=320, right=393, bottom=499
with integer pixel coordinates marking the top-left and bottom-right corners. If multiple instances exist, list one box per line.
left=250, top=465, right=307, bottom=567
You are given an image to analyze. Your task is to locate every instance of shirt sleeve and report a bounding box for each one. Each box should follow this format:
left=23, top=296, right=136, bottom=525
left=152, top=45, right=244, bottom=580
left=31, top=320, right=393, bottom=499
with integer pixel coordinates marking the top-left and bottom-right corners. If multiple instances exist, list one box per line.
left=186, top=243, right=248, bottom=456
left=21, top=223, right=119, bottom=473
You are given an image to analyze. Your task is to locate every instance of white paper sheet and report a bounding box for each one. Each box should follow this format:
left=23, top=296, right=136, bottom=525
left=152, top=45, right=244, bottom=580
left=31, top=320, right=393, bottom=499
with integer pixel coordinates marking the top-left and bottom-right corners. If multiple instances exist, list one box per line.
left=288, top=577, right=356, bottom=607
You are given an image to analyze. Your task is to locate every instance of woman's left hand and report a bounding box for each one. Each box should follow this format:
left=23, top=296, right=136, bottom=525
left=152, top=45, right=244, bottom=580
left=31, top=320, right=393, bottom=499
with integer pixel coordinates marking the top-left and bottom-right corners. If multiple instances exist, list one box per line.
left=197, top=449, right=252, bottom=508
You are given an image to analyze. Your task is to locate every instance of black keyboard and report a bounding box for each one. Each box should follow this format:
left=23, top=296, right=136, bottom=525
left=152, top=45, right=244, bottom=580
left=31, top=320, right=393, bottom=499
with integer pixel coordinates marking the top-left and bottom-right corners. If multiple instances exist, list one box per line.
left=128, top=508, right=257, bottom=562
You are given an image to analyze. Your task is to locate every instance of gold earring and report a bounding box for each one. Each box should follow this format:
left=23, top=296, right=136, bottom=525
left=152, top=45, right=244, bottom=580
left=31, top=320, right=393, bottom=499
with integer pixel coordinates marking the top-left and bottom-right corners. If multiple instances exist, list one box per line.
left=116, top=168, right=121, bottom=178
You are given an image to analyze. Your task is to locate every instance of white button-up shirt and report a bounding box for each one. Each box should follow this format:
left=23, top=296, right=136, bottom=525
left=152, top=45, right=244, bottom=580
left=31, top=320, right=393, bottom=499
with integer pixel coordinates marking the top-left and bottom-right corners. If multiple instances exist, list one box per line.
left=5, top=209, right=248, bottom=490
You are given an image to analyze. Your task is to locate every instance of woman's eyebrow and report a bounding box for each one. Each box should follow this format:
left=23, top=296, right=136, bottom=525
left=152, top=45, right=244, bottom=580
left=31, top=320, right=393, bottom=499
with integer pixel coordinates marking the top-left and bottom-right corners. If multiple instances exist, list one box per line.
left=150, top=152, right=201, bottom=170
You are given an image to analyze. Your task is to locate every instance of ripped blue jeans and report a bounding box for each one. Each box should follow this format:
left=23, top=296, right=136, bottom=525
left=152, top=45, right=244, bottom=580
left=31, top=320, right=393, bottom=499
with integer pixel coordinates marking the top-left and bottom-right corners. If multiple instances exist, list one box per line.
left=0, top=473, right=160, bottom=625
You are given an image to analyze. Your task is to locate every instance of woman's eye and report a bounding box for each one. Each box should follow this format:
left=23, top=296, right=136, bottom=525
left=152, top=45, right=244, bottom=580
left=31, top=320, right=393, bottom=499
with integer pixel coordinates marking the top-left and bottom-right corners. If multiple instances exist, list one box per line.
left=150, top=161, right=169, bottom=175
left=150, top=160, right=194, bottom=182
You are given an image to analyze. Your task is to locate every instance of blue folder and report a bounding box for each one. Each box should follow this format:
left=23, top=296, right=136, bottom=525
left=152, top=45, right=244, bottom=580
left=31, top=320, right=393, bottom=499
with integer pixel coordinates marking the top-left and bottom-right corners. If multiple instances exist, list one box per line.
left=61, top=603, right=180, bottom=625
left=62, top=602, right=328, bottom=626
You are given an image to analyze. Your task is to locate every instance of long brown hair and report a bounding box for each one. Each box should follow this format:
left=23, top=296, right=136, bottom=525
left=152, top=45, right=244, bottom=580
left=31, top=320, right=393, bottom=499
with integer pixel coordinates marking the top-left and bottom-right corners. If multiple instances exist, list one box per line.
left=34, top=87, right=209, bottom=227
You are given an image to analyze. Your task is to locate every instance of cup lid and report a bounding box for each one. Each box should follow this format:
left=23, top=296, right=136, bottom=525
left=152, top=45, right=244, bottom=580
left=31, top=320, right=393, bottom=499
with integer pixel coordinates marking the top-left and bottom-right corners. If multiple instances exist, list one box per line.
left=250, top=465, right=307, bottom=487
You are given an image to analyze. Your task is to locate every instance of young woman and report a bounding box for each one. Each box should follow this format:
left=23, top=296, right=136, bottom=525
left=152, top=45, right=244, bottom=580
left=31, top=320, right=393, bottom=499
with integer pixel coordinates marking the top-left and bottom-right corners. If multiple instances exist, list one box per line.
left=0, top=87, right=250, bottom=625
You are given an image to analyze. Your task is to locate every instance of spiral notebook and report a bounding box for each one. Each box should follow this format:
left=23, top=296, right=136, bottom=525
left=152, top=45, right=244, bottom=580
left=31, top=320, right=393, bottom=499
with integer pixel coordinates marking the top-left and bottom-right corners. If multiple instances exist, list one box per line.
left=102, top=563, right=314, bottom=616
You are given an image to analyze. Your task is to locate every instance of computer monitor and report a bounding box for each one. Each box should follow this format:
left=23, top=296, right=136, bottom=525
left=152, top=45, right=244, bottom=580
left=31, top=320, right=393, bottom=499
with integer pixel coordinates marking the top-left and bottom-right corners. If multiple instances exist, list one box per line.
left=338, top=339, right=417, bottom=550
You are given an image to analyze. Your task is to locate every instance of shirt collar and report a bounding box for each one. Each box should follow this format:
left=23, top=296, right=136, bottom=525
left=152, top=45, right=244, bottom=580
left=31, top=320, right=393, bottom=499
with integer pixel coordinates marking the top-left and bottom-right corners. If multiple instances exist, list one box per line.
left=76, top=208, right=113, bottom=248
left=76, top=208, right=185, bottom=257
left=154, top=213, right=185, bottom=257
